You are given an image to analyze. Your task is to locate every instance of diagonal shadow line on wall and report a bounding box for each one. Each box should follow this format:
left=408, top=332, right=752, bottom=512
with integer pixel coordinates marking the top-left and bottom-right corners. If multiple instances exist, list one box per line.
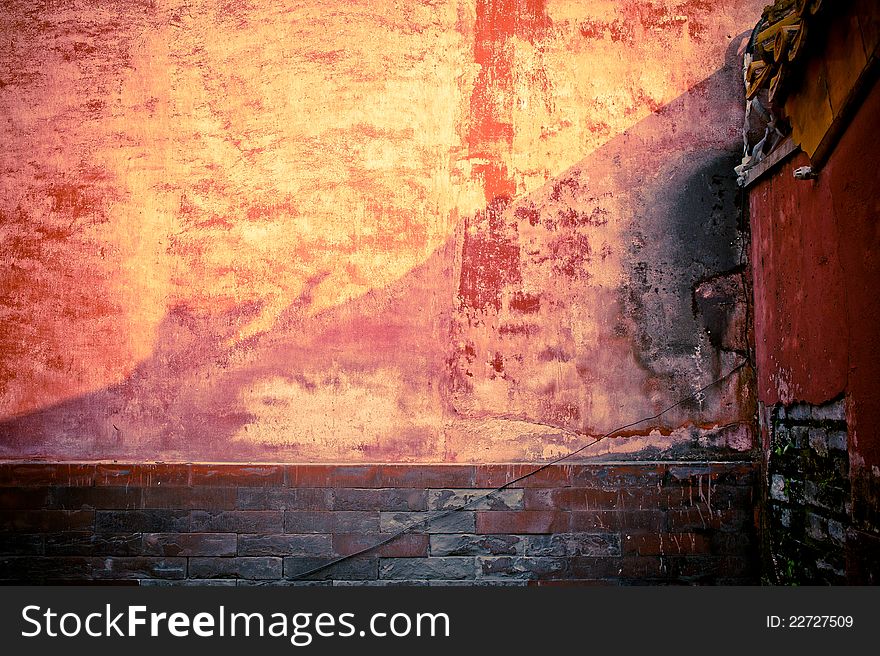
left=0, top=37, right=754, bottom=462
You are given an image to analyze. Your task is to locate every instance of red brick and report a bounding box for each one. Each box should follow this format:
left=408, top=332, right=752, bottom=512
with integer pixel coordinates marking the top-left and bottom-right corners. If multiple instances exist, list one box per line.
left=622, top=532, right=710, bottom=556
left=618, top=487, right=666, bottom=509
left=190, top=465, right=283, bottom=487
left=333, top=533, right=429, bottom=558
left=51, top=486, right=142, bottom=510
left=380, top=465, right=475, bottom=488
left=143, top=486, right=237, bottom=510
left=710, top=531, right=756, bottom=555
left=717, top=556, right=757, bottom=579
left=665, top=463, right=756, bottom=486
left=0, top=487, right=52, bottom=509
left=665, top=465, right=716, bottom=481
left=617, top=556, right=667, bottom=579
left=667, top=506, right=752, bottom=532
left=568, top=557, right=626, bottom=579
left=97, top=510, right=189, bottom=533
left=664, top=555, right=719, bottom=580
left=569, top=464, right=666, bottom=489
left=570, top=510, right=665, bottom=533
left=476, top=511, right=570, bottom=534
left=475, top=465, right=570, bottom=488
left=0, top=464, right=95, bottom=487
left=285, top=466, right=382, bottom=488
left=94, top=464, right=189, bottom=487
left=523, top=487, right=619, bottom=510
left=567, top=511, right=616, bottom=531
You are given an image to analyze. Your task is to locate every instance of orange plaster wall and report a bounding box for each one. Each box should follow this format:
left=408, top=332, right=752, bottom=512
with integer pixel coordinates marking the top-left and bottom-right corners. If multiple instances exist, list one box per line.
left=0, top=0, right=766, bottom=462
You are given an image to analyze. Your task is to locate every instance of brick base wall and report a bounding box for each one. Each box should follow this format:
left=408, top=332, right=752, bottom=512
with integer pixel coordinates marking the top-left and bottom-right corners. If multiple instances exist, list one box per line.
left=0, top=462, right=758, bottom=585
left=763, top=398, right=862, bottom=584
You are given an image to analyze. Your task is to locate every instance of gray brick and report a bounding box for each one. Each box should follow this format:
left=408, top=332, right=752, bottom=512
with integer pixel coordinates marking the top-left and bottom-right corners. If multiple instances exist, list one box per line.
left=333, top=489, right=426, bottom=511
left=191, top=511, right=283, bottom=533
left=380, top=511, right=475, bottom=534
left=773, top=424, right=791, bottom=447
left=478, top=556, right=569, bottom=580
left=788, top=403, right=813, bottom=422
left=333, top=511, right=380, bottom=533
left=770, top=475, right=788, bottom=502
left=429, top=579, right=527, bottom=587
left=0, top=556, right=92, bottom=581
left=46, top=532, right=143, bottom=556
left=140, top=579, right=237, bottom=587
left=828, top=519, right=845, bottom=544
left=283, top=511, right=378, bottom=533
left=189, top=557, right=282, bottom=580
left=790, top=425, right=809, bottom=448
left=283, top=556, right=378, bottom=580
left=808, top=428, right=829, bottom=457
left=816, top=559, right=845, bottom=581
left=428, top=489, right=523, bottom=511
left=812, top=400, right=846, bottom=423
left=0, top=534, right=44, bottom=555
left=239, top=534, right=331, bottom=556
left=804, top=481, right=821, bottom=507
left=236, top=488, right=332, bottom=511
left=96, top=510, right=189, bottom=533
left=778, top=507, right=791, bottom=528
left=828, top=430, right=848, bottom=451
left=92, top=557, right=187, bottom=580
left=332, top=580, right=422, bottom=587
left=524, top=533, right=620, bottom=557
left=379, top=557, right=476, bottom=580
left=805, top=512, right=827, bottom=542
left=430, top=534, right=521, bottom=556
left=142, top=533, right=236, bottom=557
left=283, top=511, right=334, bottom=533
left=237, top=579, right=333, bottom=587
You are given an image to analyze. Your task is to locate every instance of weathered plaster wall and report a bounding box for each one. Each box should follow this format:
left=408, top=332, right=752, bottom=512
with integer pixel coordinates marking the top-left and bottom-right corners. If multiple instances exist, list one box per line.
left=1, top=1, right=765, bottom=462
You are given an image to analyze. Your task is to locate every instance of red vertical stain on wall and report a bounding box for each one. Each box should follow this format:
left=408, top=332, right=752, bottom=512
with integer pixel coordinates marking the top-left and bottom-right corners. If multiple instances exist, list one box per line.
left=468, top=0, right=551, bottom=203
left=459, top=200, right=522, bottom=311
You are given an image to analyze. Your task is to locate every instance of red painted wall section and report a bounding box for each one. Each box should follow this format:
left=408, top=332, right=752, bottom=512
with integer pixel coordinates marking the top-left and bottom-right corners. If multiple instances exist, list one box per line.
left=750, top=75, right=880, bottom=502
